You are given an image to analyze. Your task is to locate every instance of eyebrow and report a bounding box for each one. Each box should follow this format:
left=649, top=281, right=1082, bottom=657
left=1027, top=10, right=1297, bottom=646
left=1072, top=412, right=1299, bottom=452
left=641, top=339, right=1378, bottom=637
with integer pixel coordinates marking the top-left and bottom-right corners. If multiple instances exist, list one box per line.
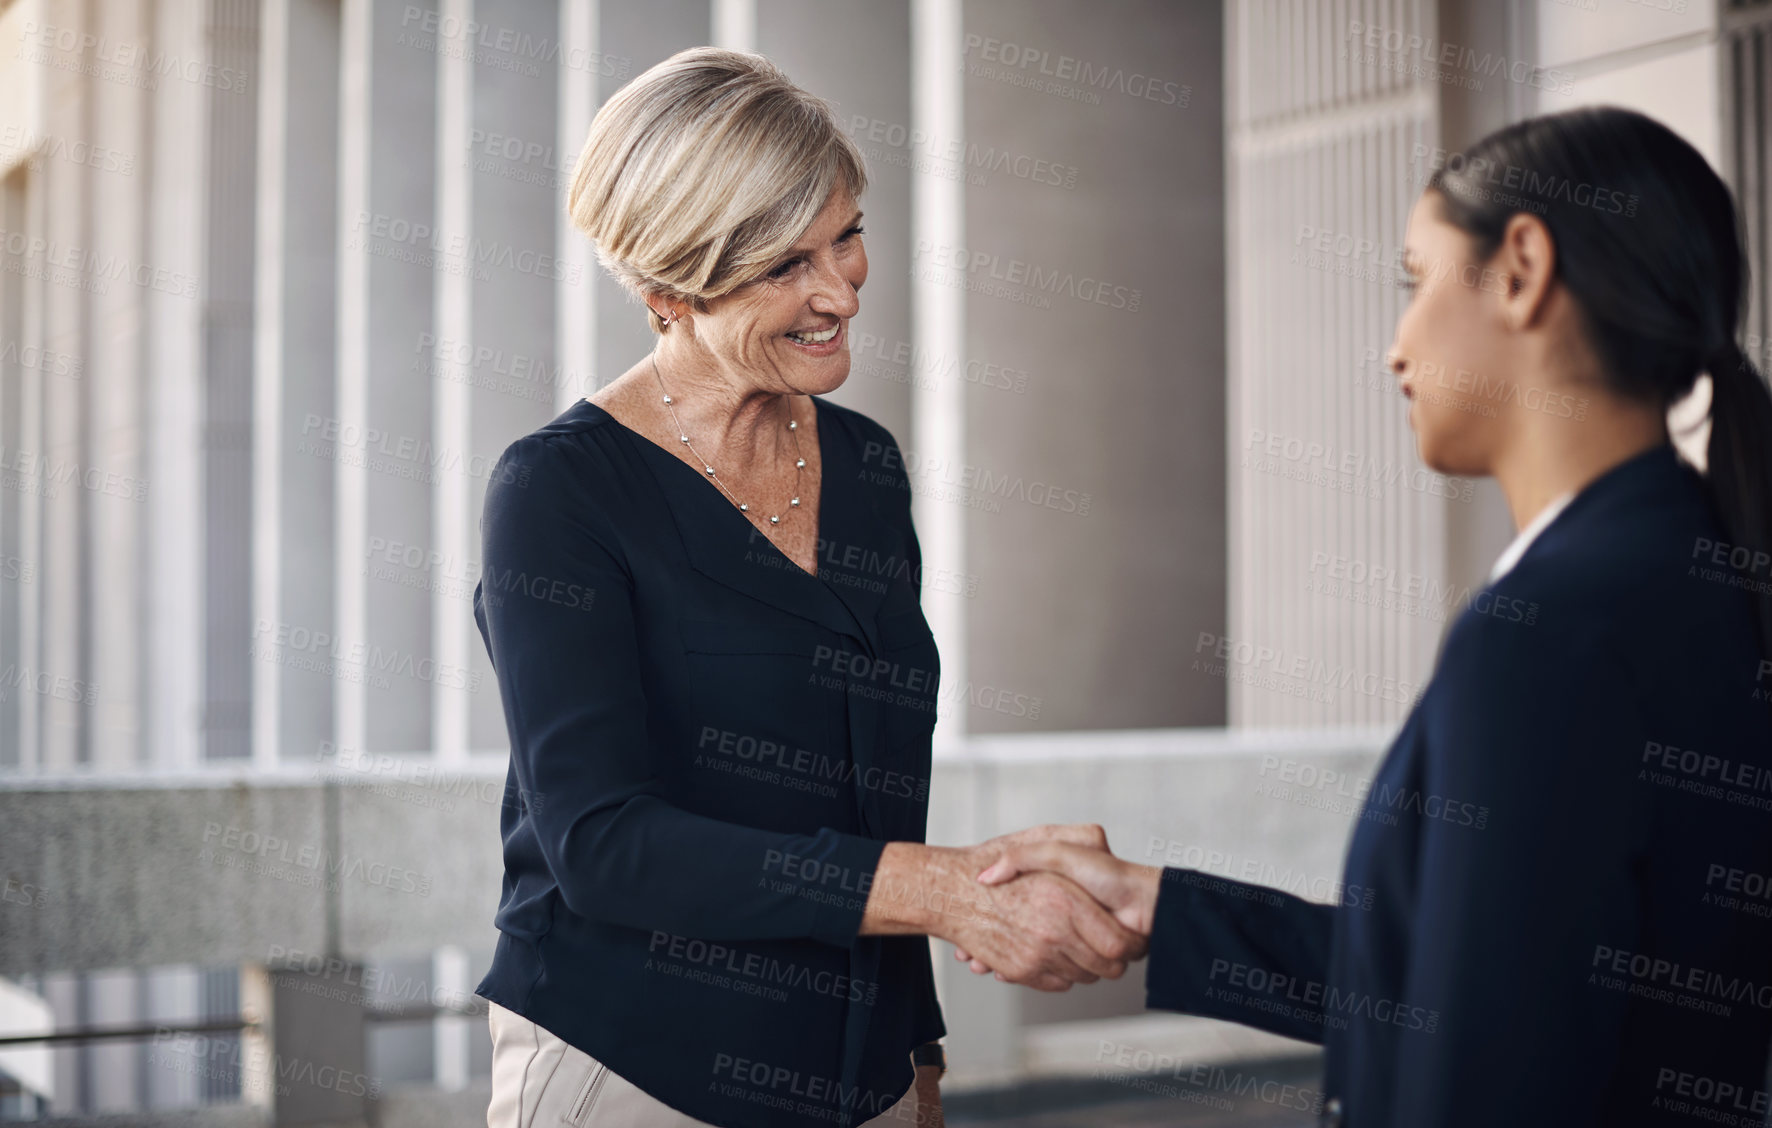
left=786, top=211, right=865, bottom=256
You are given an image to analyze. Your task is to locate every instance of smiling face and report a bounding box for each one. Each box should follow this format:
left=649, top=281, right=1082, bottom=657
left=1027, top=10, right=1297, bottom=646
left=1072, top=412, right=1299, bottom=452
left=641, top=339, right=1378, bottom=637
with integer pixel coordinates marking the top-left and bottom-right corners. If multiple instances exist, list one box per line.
left=681, top=187, right=867, bottom=397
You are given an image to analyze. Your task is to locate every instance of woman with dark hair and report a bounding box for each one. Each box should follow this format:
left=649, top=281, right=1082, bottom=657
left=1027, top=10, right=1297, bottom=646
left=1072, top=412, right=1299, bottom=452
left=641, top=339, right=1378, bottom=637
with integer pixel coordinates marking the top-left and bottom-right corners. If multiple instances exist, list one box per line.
left=963, top=106, right=1772, bottom=1126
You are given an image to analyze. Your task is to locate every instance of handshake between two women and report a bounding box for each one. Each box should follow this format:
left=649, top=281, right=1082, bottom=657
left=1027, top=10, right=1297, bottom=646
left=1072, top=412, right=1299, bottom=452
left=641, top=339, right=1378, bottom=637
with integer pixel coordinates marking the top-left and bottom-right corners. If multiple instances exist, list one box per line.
left=857, top=824, right=1165, bottom=992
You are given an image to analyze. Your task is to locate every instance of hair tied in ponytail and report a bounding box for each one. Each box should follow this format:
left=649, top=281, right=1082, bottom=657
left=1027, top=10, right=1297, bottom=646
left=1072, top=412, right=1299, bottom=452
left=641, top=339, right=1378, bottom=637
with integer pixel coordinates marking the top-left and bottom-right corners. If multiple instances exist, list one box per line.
left=1709, top=341, right=1749, bottom=391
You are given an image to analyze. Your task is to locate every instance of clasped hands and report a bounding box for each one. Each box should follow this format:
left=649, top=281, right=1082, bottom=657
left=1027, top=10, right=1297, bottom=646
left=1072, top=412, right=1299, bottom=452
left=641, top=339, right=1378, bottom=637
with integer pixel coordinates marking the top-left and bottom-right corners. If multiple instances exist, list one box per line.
left=862, top=825, right=1163, bottom=992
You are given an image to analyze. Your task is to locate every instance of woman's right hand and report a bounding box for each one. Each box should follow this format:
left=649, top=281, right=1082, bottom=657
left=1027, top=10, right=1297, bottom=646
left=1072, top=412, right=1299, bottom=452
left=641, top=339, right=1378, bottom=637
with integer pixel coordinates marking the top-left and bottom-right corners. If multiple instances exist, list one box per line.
left=975, top=822, right=1113, bottom=861
left=860, top=825, right=1143, bottom=991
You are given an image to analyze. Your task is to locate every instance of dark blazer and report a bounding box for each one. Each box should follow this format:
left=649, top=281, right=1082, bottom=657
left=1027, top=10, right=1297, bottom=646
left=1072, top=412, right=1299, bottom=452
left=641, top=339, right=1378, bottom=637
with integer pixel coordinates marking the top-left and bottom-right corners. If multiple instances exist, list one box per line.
left=1145, top=444, right=1772, bottom=1127
left=472, top=396, right=945, bottom=1128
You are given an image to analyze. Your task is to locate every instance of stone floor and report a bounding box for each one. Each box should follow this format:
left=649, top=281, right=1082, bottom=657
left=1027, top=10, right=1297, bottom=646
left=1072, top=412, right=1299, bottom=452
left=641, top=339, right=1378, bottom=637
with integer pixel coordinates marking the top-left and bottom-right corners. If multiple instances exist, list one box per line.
left=943, top=1056, right=1323, bottom=1127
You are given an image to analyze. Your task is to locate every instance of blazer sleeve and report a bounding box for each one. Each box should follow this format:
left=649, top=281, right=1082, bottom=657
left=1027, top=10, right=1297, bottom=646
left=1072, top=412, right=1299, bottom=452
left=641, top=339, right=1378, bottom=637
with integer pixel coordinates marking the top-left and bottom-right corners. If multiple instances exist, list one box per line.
left=476, top=434, right=887, bottom=948
left=1390, top=614, right=1648, bottom=1122
left=1144, top=867, right=1337, bottom=1045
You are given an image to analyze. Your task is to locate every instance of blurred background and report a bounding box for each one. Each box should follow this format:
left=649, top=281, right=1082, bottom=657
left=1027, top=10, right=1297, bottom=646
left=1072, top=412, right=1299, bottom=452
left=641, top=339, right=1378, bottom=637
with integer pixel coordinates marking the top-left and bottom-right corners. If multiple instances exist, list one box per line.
left=0, top=0, right=1767, bottom=1123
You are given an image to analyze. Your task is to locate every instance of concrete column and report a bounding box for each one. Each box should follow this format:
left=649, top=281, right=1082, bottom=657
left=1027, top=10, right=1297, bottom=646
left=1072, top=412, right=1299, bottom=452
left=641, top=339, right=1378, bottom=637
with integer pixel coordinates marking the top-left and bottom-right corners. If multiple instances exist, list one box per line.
left=11, top=153, right=49, bottom=774
left=254, top=0, right=340, bottom=768
left=145, top=0, right=212, bottom=770
left=956, top=0, right=1224, bottom=735
left=84, top=968, right=142, bottom=1113
left=432, top=944, right=470, bottom=1092
left=0, top=0, right=46, bottom=770
left=910, top=0, right=967, bottom=757
left=200, top=0, right=262, bottom=761
left=83, top=0, right=154, bottom=770
left=0, top=167, right=27, bottom=771
left=335, top=0, right=439, bottom=760
left=555, top=0, right=599, bottom=413
left=713, top=0, right=756, bottom=54
left=1226, top=0, right=1444, bottom=727
left=141, top=966, right=202, bottom=1110
left=42, top=972, right=77, bottom=1112
left=241, top=960, right=373, bottom=1125
left=429, top=0, right=474, bottom=760
left=27, top=0, right=94, bottom=770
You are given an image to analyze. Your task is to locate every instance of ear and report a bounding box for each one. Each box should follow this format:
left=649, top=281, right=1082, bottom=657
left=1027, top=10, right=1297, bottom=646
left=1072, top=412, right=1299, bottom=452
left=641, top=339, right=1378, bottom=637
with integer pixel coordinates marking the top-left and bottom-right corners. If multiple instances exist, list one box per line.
left=1493, top=213, right=1557, bottom=331
left=644, top=295, right=682, bottom=327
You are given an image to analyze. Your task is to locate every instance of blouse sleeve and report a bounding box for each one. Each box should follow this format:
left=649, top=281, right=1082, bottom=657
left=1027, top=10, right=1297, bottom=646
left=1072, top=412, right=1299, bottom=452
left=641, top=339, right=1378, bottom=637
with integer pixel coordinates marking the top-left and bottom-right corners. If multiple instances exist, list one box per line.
left=476, top=434, right=887, bottom=948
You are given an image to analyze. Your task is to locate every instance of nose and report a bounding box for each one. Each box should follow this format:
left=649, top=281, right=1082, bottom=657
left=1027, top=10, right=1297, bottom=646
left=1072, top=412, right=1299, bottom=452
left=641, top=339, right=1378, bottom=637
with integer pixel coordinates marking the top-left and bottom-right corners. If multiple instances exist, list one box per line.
left=1387, top=348, right=1408, bottom=378
left=808, top=256, right=861, bottom=321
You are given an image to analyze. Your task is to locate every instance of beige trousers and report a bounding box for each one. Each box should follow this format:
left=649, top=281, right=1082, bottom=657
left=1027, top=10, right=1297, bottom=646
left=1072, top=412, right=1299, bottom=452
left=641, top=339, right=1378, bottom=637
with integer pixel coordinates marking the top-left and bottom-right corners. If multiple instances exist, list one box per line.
left=486, top=1001, right=923, bottom=1128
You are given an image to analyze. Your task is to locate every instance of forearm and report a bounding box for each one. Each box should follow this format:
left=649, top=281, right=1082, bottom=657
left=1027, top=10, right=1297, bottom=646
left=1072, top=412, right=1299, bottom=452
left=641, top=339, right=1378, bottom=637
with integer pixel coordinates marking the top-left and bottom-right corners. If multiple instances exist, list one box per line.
left=538, top=796, right=888, bottom=946
left=858, top=842, right=985, bottom=940
left=1144, top=867, right=1335, bottom=1043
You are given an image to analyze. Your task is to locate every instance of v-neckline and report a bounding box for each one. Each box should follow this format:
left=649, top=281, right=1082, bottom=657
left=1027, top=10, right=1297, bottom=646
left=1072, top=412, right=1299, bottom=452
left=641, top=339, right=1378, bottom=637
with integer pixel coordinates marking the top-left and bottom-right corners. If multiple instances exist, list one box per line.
left=578, top=395, right=828, bottom=582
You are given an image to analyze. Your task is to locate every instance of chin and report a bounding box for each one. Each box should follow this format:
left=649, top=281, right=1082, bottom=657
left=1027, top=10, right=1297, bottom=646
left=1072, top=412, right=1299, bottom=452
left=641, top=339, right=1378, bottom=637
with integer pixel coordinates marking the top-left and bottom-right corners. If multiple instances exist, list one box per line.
left=1414, top=434, right=1485, bottom=478
left=1413, top=434, right=1450, bottom=474
left=796, top=357, right=851, bottom=396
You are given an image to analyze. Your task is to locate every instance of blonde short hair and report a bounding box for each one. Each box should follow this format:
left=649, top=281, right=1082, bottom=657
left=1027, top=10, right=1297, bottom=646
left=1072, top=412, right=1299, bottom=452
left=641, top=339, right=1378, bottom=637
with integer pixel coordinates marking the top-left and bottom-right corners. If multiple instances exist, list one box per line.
left=566, top=47, right=868, bottom=333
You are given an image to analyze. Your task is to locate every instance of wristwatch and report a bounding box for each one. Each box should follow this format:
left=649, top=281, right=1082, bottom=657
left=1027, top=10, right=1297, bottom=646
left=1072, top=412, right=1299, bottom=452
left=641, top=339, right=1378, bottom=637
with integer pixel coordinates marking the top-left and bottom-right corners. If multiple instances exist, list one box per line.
left=911, top=1042, right=946, bottom=1075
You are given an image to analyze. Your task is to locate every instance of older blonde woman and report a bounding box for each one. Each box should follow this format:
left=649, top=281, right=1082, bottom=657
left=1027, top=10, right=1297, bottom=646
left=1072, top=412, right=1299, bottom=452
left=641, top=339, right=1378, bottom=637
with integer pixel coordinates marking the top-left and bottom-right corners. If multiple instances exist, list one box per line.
left=472, top=47, right=1141, bottom=1128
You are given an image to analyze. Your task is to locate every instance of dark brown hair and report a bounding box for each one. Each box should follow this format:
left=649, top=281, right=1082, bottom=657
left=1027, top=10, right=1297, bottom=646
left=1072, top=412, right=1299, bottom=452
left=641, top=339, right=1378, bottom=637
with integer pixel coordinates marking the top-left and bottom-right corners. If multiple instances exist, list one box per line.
left=1429, top=106, right=1772, bottom=658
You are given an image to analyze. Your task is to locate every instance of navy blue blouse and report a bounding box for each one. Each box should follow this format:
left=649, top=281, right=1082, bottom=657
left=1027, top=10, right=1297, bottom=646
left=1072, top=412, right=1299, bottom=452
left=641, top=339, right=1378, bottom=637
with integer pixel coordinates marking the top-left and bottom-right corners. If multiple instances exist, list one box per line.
left=1144, top=445, right=1772, bottom=1127
left=472, top=395, right=946, bottom=1128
